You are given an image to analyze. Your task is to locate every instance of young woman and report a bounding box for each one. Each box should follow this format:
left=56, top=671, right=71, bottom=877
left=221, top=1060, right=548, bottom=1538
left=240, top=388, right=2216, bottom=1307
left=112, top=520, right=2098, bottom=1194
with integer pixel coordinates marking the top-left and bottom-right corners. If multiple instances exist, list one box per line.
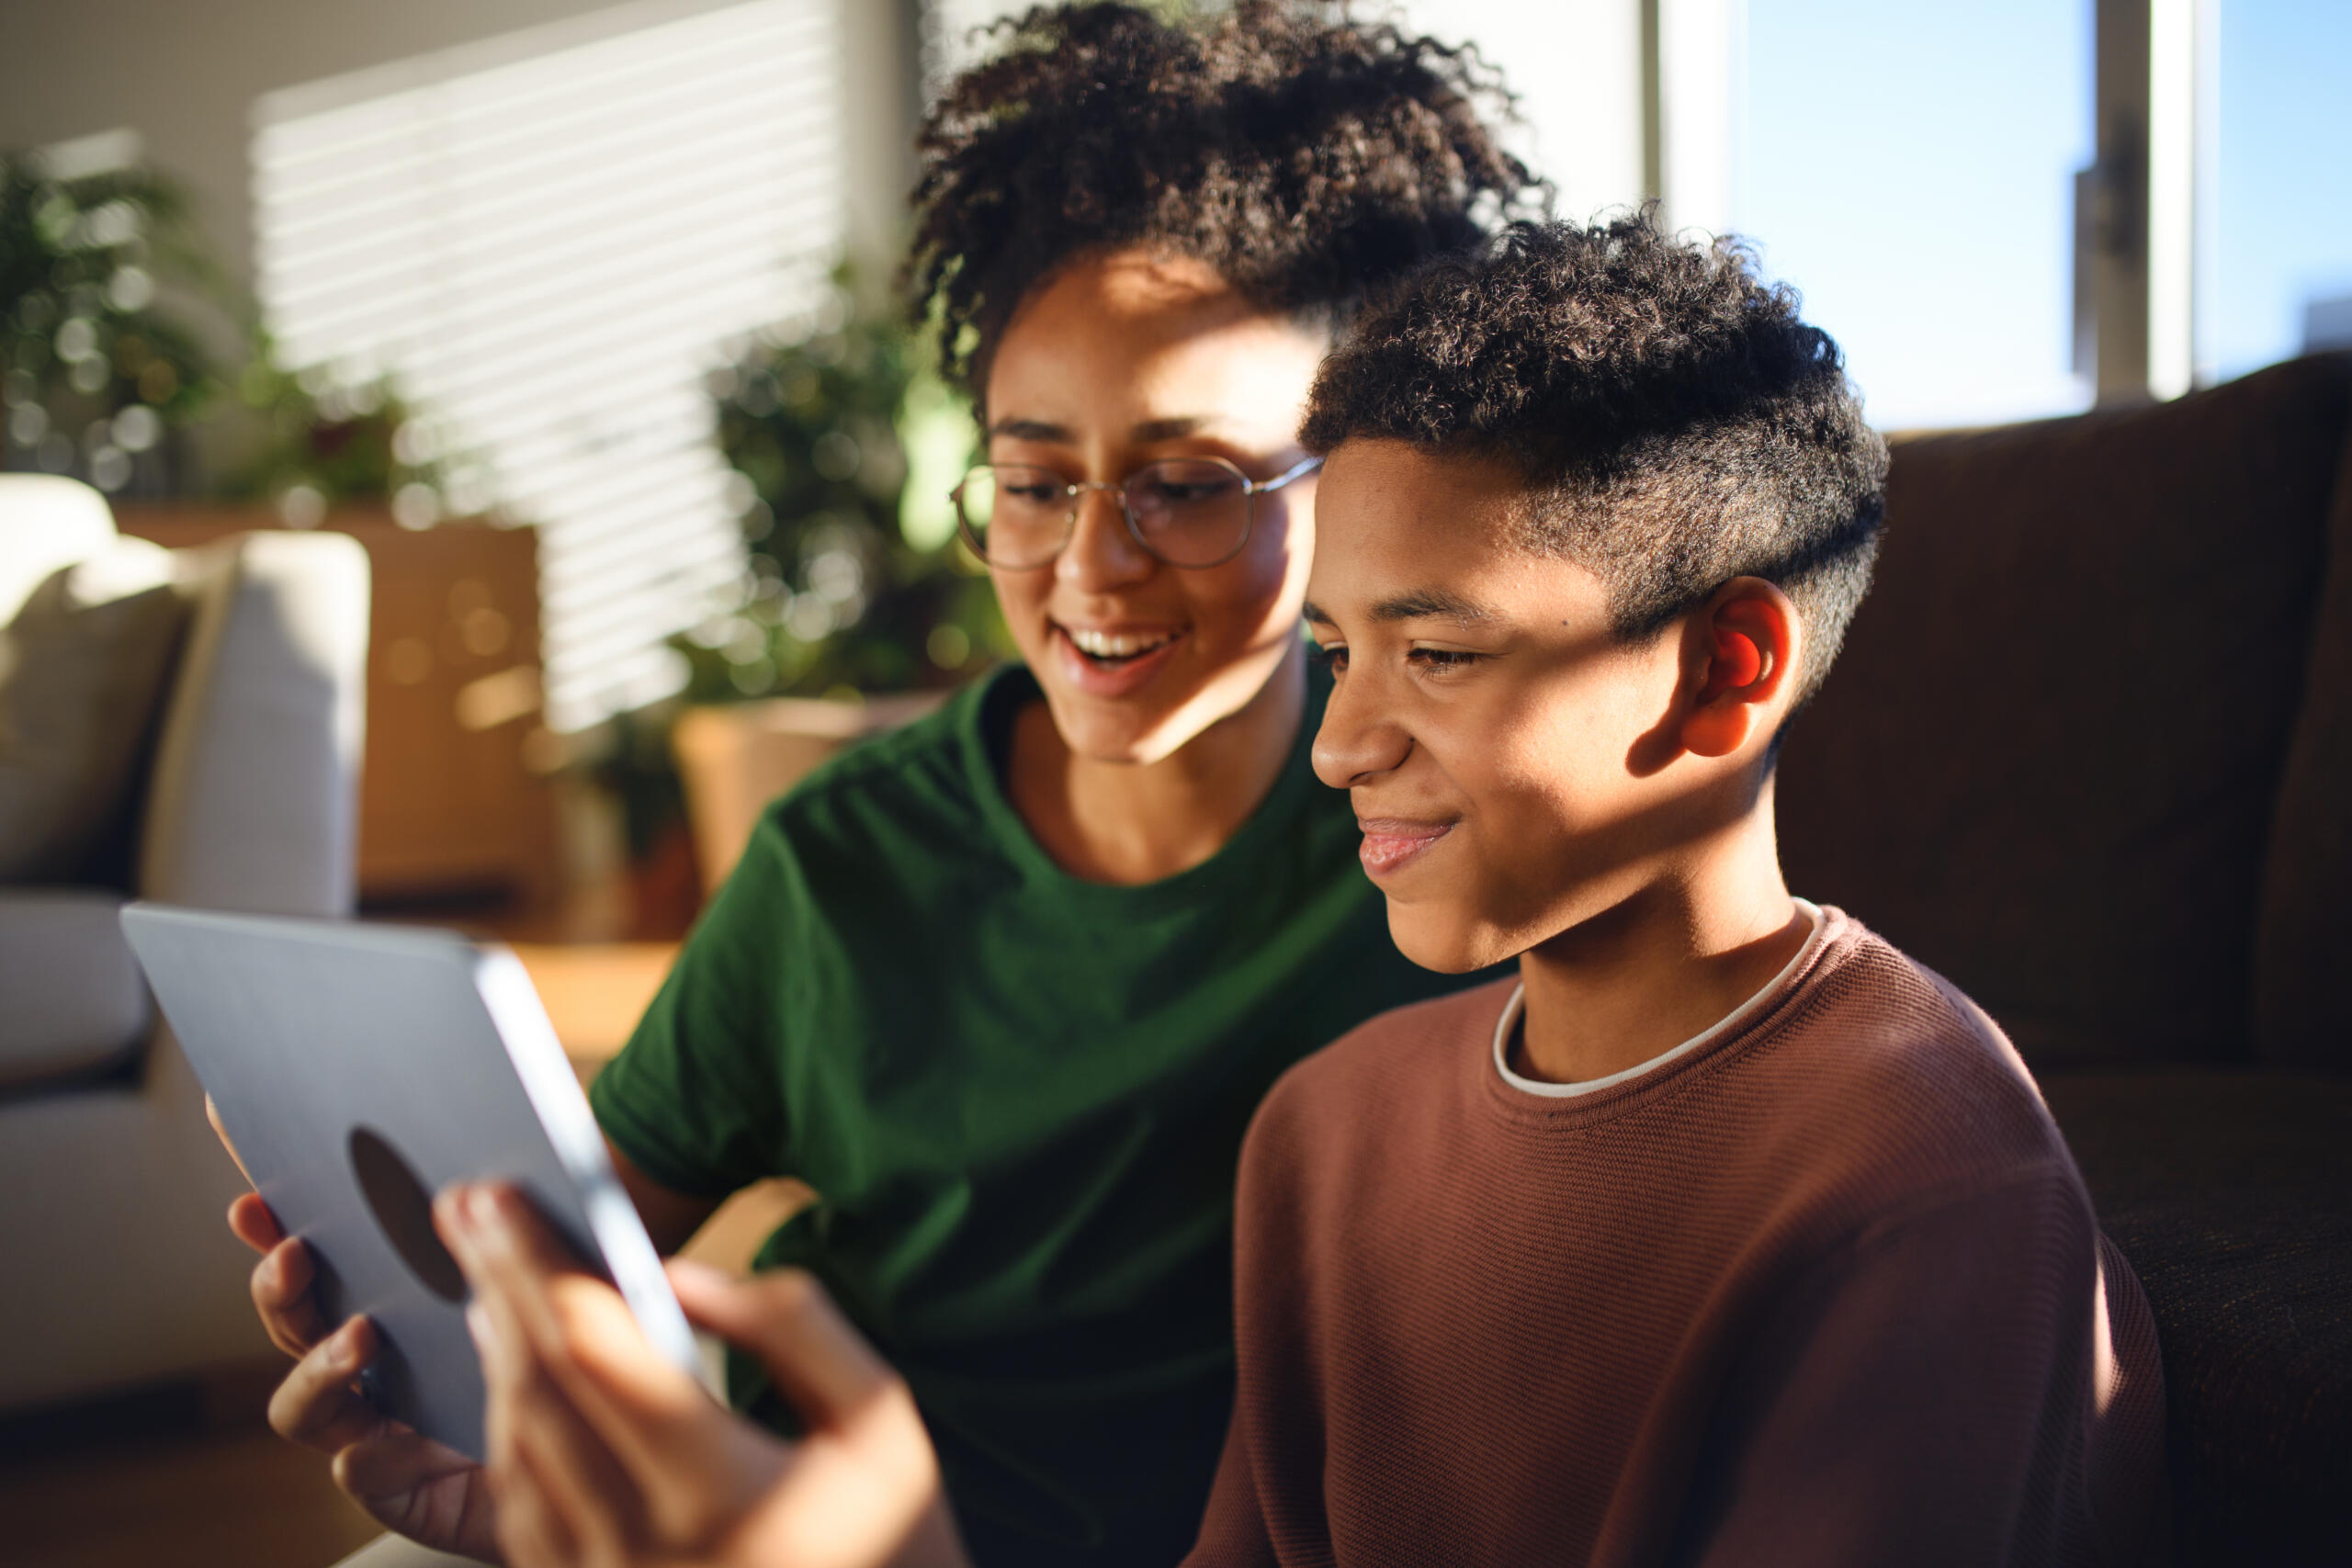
left=230, top=6, right=1541, bottom=1564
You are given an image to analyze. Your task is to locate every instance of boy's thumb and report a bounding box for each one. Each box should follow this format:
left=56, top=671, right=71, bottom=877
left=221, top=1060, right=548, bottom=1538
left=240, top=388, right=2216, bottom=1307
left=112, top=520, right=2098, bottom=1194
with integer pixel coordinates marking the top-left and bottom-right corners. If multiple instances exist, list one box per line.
left=667, top=1261, right=899, bottom=1431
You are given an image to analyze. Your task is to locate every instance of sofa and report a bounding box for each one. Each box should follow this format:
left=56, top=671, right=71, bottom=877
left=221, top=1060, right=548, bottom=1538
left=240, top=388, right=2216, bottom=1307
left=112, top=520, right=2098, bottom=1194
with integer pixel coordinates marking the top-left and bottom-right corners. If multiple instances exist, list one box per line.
left=1778, top=353, right=2352, bottom=1567
left=0, top=475, right=370, bottom=1414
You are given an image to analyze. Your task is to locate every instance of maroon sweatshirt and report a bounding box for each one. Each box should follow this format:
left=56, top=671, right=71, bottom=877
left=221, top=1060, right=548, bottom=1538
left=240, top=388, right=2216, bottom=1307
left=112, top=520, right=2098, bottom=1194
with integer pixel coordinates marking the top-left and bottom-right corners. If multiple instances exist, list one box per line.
left=1187, top=908, right=2165, bottom=1567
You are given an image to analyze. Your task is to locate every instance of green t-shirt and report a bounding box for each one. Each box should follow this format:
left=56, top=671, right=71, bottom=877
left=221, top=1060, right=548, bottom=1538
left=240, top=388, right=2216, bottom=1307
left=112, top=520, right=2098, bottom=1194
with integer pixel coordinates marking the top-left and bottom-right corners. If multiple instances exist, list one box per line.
left=590, top=661, right=1474, bottom=1567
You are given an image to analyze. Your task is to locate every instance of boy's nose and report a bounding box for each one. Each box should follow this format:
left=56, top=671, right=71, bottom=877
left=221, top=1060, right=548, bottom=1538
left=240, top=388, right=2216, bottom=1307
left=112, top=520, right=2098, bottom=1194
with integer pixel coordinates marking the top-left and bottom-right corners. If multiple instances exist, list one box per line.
left=1312, top=671, right=1413, bottom=789
left=1055, top=487, right=1155, bottom=592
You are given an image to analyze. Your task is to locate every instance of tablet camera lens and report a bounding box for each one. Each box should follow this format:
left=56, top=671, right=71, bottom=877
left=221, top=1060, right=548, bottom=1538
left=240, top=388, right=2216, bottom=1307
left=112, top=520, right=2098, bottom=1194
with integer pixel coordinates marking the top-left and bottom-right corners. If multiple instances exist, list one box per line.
left=348, top=1125, right=468, bottom=1303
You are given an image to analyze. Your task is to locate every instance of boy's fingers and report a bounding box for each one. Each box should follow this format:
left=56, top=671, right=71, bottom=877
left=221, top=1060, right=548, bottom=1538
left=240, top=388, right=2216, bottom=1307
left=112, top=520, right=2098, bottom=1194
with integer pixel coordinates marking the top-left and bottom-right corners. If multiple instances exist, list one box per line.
left=435, top=1181, right=583, bottom=1280
left=446, top=1184, right=722, bottom=1483
left=447, top=1181, right=706, bottom=1435
left=330, top=1427, right=479, bottom=1503
left=539, top=1273, right=735, bottom=1507
left=251, top=1235, right=329, bottom=1356
left=440, top=1186, right=616, bottom=1413
left=671, top=1264, right=897, bottom=1431
left=227, top=1191, right=283, bottom=1254
left=492, top=1346, right=646, bottom=1555
left=464, top=1269, right=615, bottom=1568
left=268, top=1317, right=384, bottom=1453
left=484, top=1447, right=581, bottom=1568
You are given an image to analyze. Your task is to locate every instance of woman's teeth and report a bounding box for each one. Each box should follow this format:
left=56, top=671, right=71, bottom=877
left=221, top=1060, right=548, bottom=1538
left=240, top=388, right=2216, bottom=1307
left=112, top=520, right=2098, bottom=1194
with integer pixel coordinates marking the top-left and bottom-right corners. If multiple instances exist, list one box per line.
left=1066, top=627, right=1176, bottom=661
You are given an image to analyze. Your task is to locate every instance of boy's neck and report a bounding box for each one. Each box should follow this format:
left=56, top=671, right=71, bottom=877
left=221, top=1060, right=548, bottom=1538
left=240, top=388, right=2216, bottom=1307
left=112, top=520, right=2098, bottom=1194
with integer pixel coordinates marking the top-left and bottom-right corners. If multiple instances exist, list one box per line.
left=1513, top=784, right=1808, bottom=1086
left=1010, top=639, right=1306, bottom=886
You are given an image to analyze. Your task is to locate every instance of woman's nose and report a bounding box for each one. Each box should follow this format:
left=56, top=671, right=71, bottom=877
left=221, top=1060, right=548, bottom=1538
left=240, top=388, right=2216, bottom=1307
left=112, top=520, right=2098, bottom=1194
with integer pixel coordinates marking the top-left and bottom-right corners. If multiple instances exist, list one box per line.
left=1056, top=486, right=1156, bottom=592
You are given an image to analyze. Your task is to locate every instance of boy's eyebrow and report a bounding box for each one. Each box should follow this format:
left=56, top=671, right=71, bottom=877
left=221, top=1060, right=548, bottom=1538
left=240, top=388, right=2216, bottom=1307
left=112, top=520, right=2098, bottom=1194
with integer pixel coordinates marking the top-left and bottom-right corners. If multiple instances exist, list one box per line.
left=1369, top=588, right=1497, bottom=624
left=985, top=414, right=1222, bottom=444
left=1298, top=589, right=1498, bottom=628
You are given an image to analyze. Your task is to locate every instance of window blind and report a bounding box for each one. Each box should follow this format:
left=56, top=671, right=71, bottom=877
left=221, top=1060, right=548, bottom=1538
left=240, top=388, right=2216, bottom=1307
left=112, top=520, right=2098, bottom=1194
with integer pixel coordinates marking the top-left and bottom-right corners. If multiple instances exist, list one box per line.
left=252, top=0, right=843, bottom=730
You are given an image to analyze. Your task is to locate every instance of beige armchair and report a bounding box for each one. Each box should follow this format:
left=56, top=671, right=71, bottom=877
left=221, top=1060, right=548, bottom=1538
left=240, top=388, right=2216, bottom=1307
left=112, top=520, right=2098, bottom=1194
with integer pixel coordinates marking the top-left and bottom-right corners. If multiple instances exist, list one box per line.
left=0, top=476, right=369, bottom=1413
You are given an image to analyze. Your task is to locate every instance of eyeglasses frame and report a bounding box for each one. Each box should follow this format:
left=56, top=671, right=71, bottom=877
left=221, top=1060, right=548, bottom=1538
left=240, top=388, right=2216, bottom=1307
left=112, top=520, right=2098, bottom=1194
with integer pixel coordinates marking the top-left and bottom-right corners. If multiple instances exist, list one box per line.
left=951, top=454, right=1323, bottom=570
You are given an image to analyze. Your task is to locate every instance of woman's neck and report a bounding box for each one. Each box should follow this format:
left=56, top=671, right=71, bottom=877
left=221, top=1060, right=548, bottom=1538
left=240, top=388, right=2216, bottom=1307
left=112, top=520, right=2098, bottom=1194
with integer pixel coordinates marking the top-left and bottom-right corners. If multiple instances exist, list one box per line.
left=1010, top=639, right=1307, bottom=886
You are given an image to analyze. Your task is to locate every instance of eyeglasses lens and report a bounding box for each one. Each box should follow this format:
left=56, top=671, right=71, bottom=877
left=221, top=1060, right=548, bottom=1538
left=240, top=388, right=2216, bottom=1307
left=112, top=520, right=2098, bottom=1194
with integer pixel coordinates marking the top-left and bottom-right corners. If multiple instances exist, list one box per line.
left=956, top=460, right=1251, bottom=568
left=1123, top=460, right=1250, bottom=566
left=957, top=466, right=1066, bottom=567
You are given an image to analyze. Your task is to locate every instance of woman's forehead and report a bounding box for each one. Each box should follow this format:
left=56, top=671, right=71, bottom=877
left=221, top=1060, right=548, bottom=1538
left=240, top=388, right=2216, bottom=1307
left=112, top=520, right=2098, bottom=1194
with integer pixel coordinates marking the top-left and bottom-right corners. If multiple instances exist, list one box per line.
left=988, top=264, right=1327, bottom=446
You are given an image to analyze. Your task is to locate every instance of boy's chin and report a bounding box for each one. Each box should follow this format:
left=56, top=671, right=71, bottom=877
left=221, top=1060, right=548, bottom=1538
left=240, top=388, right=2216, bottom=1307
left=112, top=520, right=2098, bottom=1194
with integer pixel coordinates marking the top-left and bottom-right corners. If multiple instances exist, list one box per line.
left=1385, top=905, right=1521, bottom=976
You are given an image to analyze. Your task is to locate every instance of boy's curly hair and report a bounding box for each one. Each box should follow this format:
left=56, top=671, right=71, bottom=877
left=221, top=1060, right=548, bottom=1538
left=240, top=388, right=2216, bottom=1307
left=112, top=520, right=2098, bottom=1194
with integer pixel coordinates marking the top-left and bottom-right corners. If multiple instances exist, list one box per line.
left=1302, top=215, right=1889, bottom=702
left=906, top=1, right=1544, bottom=402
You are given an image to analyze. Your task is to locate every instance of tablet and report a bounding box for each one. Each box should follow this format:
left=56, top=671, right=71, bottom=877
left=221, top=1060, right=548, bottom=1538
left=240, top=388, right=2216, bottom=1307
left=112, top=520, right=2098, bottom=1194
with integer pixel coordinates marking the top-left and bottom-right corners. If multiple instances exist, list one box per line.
left=120, top=902, right=698, bottom=1461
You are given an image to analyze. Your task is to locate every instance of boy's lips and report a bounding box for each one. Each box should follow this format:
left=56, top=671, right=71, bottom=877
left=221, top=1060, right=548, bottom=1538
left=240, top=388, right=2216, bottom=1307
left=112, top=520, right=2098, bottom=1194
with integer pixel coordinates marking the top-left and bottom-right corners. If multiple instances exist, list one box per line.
left=1356, top=817, right=1453, bottom=877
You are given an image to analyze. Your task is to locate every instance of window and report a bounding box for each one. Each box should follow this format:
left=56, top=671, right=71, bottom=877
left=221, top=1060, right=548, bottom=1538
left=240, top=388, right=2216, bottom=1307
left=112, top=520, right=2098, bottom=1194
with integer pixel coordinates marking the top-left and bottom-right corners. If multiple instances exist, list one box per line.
left=2211, top=3, right=2352, bottom=377
left=252, top=0, right=843, bottom=730
left=1737, top=0, right=2095, bottom=430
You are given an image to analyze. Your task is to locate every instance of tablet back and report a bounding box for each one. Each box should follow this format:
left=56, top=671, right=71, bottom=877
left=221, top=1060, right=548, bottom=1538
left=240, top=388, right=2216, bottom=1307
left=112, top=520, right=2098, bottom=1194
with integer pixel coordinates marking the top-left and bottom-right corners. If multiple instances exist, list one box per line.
left=119, top=904, right=695, bottom=1461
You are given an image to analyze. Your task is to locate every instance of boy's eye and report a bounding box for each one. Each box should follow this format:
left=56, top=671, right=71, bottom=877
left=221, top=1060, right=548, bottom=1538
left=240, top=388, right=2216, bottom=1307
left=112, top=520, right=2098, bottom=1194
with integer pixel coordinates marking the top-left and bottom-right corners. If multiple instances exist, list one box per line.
left=1408, top=647, right=1480, bottom=670
left=1308, top=641, right=1347, bottom=671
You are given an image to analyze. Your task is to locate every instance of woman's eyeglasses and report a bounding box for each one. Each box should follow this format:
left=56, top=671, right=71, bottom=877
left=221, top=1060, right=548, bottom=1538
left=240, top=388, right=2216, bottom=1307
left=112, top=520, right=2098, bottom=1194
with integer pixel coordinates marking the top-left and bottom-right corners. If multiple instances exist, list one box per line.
left=951, top=456, right=1321, bottom=570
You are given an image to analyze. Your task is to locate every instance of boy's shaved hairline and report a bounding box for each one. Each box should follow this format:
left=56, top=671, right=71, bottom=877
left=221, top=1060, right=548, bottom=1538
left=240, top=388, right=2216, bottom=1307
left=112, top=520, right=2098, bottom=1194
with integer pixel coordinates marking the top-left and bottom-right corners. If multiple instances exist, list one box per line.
left=1500, top=468, right=1880, bottom=686
left=1302, top=218, right=1888, bottom=706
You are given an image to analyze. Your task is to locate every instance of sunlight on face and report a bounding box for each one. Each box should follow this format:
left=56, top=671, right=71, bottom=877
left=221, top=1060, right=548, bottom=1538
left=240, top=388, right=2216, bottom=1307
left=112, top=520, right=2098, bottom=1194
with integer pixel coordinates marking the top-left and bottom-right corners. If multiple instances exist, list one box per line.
left=982, top=250, right=1328, bottom=764
left=1305, top=441, right=1705, bottom=971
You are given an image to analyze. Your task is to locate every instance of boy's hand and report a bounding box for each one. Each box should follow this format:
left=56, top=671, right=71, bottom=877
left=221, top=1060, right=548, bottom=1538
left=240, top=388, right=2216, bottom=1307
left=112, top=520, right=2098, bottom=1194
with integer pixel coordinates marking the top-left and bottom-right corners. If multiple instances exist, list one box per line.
left=439, top=1181, right=969, bottom=1568
left=215, top=1099, right=504, bottom=1563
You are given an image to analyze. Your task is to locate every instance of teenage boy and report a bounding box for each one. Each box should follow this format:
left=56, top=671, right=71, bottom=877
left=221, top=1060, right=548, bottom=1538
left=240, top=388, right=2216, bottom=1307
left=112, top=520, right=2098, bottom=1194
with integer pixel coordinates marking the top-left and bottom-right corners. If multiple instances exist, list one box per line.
left=431, top=217, right=2166, bottom=1568
left=1185, top=217, right=2167, bottom=1565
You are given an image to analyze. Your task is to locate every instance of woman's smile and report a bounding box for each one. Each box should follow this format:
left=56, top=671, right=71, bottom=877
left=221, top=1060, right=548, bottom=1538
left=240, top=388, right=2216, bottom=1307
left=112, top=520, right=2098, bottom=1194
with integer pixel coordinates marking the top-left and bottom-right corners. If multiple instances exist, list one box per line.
left=1051, top=619, right=1189, bottom=696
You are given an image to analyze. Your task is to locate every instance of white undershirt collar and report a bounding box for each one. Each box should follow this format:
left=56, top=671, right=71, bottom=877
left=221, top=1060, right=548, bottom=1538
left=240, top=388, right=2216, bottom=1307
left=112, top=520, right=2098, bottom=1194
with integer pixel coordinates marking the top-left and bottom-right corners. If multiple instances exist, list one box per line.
left=1492, top=899, right=1825, bottom=1099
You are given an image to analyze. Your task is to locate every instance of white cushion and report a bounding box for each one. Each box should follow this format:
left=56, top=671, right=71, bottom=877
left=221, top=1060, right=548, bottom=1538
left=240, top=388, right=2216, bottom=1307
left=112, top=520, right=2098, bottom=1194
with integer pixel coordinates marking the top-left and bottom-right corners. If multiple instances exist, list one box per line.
left=331, top=1536, right=492, bottom=1568
left=139, top=531, right=369, bottom=914
left=0, top=476, right=118, bottom=622
left=0, top=888, right=148, bottom=1091
left=0, top=536, right=192, bottom=881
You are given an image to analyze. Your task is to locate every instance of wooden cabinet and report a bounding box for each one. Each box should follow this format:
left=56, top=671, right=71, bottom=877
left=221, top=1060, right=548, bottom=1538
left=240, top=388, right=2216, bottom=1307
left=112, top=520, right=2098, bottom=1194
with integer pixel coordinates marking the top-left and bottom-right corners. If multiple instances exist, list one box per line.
left=115, top=505, right=557, bottom=908
left=671, top=692, right=944, bottom=894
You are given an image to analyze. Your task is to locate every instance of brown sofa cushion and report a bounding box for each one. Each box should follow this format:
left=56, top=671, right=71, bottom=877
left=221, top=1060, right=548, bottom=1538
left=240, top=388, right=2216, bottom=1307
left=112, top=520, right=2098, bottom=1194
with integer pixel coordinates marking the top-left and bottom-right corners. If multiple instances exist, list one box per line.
left=2041, top=1068, right=2352, bottom=1567
left=0, top=538, right=190, bottom=883
left=1779, top=355, right=2352, bottom=1066
left=2254, top=360, right=2352, bottom=1066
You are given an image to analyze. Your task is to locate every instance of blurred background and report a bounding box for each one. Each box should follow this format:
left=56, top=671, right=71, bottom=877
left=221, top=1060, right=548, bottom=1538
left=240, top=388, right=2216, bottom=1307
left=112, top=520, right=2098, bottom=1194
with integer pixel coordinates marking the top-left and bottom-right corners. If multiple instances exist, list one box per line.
left=6, top=0, right=2350, bottom=941
left=1, top=1, right=2347, bottom=1564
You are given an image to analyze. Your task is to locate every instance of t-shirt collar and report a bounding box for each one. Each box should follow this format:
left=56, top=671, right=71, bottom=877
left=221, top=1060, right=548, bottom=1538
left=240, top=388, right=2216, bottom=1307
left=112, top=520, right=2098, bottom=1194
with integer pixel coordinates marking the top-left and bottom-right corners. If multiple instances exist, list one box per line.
left=1490, top=899, right=1826, bottom=1100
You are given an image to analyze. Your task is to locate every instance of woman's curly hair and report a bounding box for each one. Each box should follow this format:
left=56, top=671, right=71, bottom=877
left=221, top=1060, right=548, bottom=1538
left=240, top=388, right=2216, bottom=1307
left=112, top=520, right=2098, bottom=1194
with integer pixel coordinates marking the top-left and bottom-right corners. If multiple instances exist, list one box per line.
left=1303, top=214, right=1889, bottom=702
left=907, top=0, right=1544, bottom=402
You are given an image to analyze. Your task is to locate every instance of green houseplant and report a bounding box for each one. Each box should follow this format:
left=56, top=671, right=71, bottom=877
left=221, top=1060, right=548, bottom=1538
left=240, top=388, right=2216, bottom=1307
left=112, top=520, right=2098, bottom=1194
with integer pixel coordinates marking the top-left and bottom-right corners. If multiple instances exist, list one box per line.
left=678, top=274, right=1006, bottom=701
left=224, top=344, right=456, bottom=529
left=665, top=275, right=1011, bottom=890
left=0, top=141, right=223, bottom=495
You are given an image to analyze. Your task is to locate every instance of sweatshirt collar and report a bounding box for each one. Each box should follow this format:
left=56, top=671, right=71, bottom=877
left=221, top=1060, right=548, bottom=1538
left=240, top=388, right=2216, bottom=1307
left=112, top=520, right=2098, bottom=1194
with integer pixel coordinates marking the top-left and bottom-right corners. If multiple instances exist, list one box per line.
left=1490, top=899, right=1826, bottom=1100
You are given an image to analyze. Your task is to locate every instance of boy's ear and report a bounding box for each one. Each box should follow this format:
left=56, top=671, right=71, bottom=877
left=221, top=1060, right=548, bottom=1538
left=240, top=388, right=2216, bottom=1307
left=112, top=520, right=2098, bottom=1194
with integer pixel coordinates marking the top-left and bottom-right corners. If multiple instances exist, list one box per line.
left=1677, top=578, right=1798, bottom=759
